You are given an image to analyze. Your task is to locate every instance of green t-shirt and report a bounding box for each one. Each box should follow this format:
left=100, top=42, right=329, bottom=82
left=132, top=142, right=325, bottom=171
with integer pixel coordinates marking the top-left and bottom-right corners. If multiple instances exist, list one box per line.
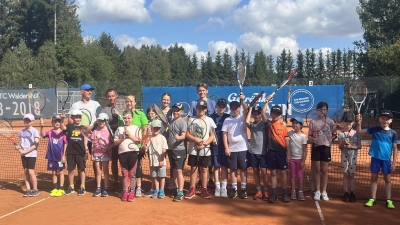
left=118, top=109, right=149, bottom=127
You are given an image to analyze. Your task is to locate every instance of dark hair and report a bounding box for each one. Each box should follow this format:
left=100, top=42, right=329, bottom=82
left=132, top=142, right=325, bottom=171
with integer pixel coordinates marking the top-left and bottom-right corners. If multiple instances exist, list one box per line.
left=344, top=113, right=355, bottom=122
left=197, top=83, right=208, bottom=90
left=316, top=102, right=328, bottom=110
left=105, top=88, right=117, bottom=95
left=160, top=93, right=171, bottom=101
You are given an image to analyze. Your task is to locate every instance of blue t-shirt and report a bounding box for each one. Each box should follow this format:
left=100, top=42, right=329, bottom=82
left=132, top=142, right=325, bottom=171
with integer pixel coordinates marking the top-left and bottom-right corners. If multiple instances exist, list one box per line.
left=189, top=99, right=216, bottom=117
left=210, top=113, right=230, bottom=155
left=367, top=126, right=398, bottom=160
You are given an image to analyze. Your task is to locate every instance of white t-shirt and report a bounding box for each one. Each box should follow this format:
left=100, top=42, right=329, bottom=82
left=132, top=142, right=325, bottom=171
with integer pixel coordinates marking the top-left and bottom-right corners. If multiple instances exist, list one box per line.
left=221, top=115, right=248, bottom=152
left=69, top=100, right=101, bottom=126
left=187, top=117, right=216, bottom=156
left=288, top=130, right=307, bottom=159
left=114, top=125, right=141, bottom=154
left=148, top=134, right=168, bottom=166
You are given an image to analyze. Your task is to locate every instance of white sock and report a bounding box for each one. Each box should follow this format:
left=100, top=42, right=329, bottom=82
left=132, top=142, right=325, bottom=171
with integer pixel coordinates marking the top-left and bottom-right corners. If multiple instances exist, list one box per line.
left=215, top=182, right=220, bottom=189
left=232, top=183, right=238, bottom=190
left=221, top=181, right=227, bottom=189
left=241, top=183, right=246, bottom=189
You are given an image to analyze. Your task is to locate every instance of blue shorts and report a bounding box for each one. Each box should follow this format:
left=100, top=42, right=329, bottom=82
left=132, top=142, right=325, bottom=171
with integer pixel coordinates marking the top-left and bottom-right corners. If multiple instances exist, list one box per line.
left=211, top=155, right=228, bottom=168
left=47, top=160, right=65, bottom=171
left=247, top=152, right=267, bottom=168
left=266, top=150, right=288, bottom=170
left=226, top=151, right=247, bottom=170
left=370, top=157, right=391, bottom=174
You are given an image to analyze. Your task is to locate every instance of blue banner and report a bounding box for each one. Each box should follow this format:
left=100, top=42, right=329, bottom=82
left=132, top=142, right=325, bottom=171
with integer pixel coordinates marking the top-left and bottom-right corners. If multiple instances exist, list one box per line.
left=142, top=85, right=344, bottom=118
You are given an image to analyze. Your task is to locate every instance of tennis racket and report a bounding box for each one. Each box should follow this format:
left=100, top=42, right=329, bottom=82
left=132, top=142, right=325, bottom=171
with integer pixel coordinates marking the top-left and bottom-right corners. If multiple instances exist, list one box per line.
left=112, top=96, right=127, bottom=125
left=0, top=119, right=17, bottom=146
left=27, top=88, right=46, bottom=124
left=178, top=102, right=191, bottom=118
left=248, top=91, right=265, bottom=107
left=153, top=103, right=178, bottom=138
left=80, top=108, right=92, bottom=127
left=138, top=125, right=153, bottom=146
left=55, top=80, right=69, bottom=112
left=284, top=86, right=291, bottom=123
left=209, top=94, right=220, bottom=104
left=236, top=60, right=246, bottom=105
left=269, top=68, right=297, bottom=98
left=306, top=109, right=327, bottom=138
left=349, top=79, right=368, bottom=114
left=188, top=118, right=208, bottom=162
left=97, top=97, right=108, bottom=108
left=105, top=119, right=114, bottom=136
left=211, top=126, right=218, bottom=145
left=127, top=126, right=141, bottom=150
left=335, top=107, right=355, bottom=140
left=91, top=132, right=107, bottom=153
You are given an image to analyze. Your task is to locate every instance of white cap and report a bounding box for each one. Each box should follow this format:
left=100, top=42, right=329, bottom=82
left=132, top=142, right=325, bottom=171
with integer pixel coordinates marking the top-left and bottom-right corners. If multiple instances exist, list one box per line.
left=97, top=113, right=109, bottom=121
left=70, top=109, right=82, bottom=116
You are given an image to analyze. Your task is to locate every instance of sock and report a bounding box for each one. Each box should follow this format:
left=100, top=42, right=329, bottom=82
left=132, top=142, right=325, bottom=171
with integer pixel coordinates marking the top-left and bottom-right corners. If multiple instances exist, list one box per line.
left=299, top=190, right=303, bottom=193
left=59, top=186, right=64, bottom=190
left=81, top=184, right=85, bottom=189
left=241, top=183, right=247, bottom=189
left=215, top=182, right=221, bottom=189
left=264, top=187, right=268, bottom=193
left=154, top=189, right=159, bottom=193
left=53, top=183, right=58, bottom=189
left=137, top=186, right=141, bottom=190
left=159, top=188, right=164, bottom=193
left=97, top=186, right=101, bottom=190
left=257, top=186, right=262, bottom=192
left=272, top=188, right=277, bottom=195
left=221, top=181, right=227, bottom=189
left=70, top=184, right=74, bottom=189
left=282, top=189, right=287, bottom=195
left=202, top=186, right=207, bottom=190
left=178, top=191, right=184, bottom=195
left=232, top=183, right=237, bottom=190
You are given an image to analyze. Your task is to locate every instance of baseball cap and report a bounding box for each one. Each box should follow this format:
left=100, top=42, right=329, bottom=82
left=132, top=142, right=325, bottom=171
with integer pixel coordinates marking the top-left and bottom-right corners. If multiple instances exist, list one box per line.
left=217, top=98, right=227, bottom=106
left=252, top=106, right=262, bottom=113
left=172, top=103, right=184, bottom=110
left=230, top=101, right=240, bottom=108
left=197, top=100, right=208, bottom=108
left=97, top=113, right=109, bottom=121
left=378, top=109, right=393, bottom=118
left=80, top=83, right=95, bottom=90
left=23, top=114, right=34, bottom=121
left=151, top=119, right=162, bottom=128
left=52, top=115, right=62, bottom=120
left=70, top=109, right=82, bottom=116
left=271, top=105, right=282, bottom=114
left=290, top=116, right=304, bottom=125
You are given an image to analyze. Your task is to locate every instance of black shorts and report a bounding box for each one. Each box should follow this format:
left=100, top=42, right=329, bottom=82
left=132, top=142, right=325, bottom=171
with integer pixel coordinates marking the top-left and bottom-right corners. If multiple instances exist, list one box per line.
left=111, top=146, right=119, bottom=161
left=119, top=151, right=138, bottom=171
left=311, top=145, right=331, bottom=162
left=21, top=156, right=36, bottom=169
left=266, top=150, right=288, bottom=170
left=227, top=151, right=247, bottom=170
left=187, top=154, right=211, bottom=168
left=211, top=154, right=228, bottom=168
left=67, top=154, right=86, bottom=171
left=168, top=150, right=187, bottom=170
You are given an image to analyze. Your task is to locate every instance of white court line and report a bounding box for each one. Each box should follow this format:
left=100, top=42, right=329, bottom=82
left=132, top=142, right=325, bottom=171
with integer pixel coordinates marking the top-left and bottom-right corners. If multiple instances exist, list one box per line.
left=314, top=201, right=327, bottom=225
left=0, top=197, right=50, bottom=219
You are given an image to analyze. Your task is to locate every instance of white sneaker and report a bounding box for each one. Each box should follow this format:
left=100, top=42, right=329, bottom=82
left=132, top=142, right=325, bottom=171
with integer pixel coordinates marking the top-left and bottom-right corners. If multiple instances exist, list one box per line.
left=220, top=188, right=228, bottom=198
left=314, top=191, right=321, bottom=201
left=214, top=188, right=221, bottom=198
left=321, top=191, right=329, bottom=201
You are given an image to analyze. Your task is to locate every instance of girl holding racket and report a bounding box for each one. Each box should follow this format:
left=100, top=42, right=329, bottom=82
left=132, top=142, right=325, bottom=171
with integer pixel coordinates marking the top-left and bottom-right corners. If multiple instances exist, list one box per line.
left=308, top=102, right=337, bottom=201
left=161, top=93, right=173, bottom=123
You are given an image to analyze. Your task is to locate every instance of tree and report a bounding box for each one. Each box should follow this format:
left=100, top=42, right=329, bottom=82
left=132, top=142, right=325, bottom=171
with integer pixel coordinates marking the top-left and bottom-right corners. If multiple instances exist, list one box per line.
left=0, top=0, right=23, bottom=60
left=222, top=49, right=233, bottom=82
left=296, top=49, right=305, bottom=78
left=253, top=51, right=267, bottom=85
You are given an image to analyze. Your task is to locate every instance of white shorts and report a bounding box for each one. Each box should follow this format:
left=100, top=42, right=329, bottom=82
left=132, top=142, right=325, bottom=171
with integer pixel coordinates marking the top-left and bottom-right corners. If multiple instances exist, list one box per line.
left=341, top=149, right=357, bottom=173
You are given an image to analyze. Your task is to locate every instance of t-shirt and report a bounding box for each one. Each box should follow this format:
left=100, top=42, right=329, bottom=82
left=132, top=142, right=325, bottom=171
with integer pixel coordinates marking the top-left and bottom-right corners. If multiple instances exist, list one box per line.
left=65, top=124, right=85, bottom=155
left=188, top=99, right=216, bottom=117
left=221, top=115, right=248, bottom=152
left=367, top=126, right=398, bottom=160
left=114, top=125, right=141, bottom=154
left=117, top=109, right=149, bottom=127
left=210, top=113, right=230, bottom=155
left=187, top=116, right=217, bottom=156
left=19, top=128, right=40, bottom=157
left=309, top=117, right=336, bottom=147
left=288, top=130, right=307, bottom=159
left=266, top=120, right=288, bottom=152
left=167, top=118, right=187, bottom=151
left=148, top=134, right=168, bottom=166
left=44, top=130, right=67, bottom=161
left=249, top=121, right=267, bottom=155
left=90, top=129, right=112, bottom=157
left=69, top=100, right=102, bottom=127
left=101, top=105, right=119, bottom=132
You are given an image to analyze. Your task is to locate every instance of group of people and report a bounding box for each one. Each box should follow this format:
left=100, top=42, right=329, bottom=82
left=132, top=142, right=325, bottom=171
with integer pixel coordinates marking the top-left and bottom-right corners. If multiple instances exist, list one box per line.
left=16, top=83, right=398, bottom=208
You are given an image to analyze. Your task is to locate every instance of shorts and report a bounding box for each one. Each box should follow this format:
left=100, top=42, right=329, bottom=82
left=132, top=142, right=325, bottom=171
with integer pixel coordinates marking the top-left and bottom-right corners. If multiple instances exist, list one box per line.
left=167, top=150, right=186, bottom=170
left=289, top=159, right=303, bottom=180
left=21, top=156, right=36, bottom=169
left=93, top=155, right=111, bottom=162
left=67, top=154, right=86, bottom=171
left=370, top=157, right=391, bottom=174
left=47, top=160, right=65, bottom=171
left=311, top=145, right=331, bottom=162
left=247, top=152, right=267, bottom=168
left=136, top=156, right=143, bottom=178
left=150, top=165, right=167, bottom=178
left=111, top=146, right=119, bottom=161
left=211, top=154, right=228, bottom=168
left=341, top=149, right=357, bottom=173
left=119, top=151, right=138, bottom=171
left=266, top=150, right=288, bottom=170
left=226, top=151, right=247, bottom=170
left=187, top=154, right=211, bottom=168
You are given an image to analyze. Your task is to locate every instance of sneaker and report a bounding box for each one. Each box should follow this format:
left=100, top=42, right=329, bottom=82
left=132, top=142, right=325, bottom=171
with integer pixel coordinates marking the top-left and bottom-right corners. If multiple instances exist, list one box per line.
left=240, top=189, right=247, bottom=199
left=101, top=190, right=109, bottom=197
left=387, top=200, right=395, bottom=209
left=268, top=194, right=278, bottom=203
left=214, top=188, right=221, bottom=198
left=184, top=186, right=196, bottom=199
left=121, top=191, right=129, bottom=201
left=93, top=188, right=101, bottom=197
left=196, top=180, right=201, bottom=191
left=201, top=188, right=211, bottom=199
left=349, top=192, right=357, bottom=202
left=321, top=191, right=329, bottom=201
left=230, top=189, right=238, bottom=198
left=23, top=189, right=31, bottom=197
left=30, top=189, right=40, bottom=197
left=365, top=198, right=376, bottom=207
left=173, top=193, right=184, bottom=202
left=55, top=189, right=65, bottom=197
left=50, top=189, right=58, bottom=197
left=298, top=191, right=305, bottom=201
left=65, top=186, right=75, bottom=196
left=167, top=178, right=174, bottom=190
left=262, top=191, right=270, bottom=201
left=253, top=191, right=262, bottom=200
left=220, top=188, right=228, bottom=198
left=283, top=194, right=290, bottom=203
left=313, top=191, right=321, bottom=201
left=78, top=187, right=86, bottom=196
left=158, top=191, right=165, bottom=199
left=127, top=191, right=135, bottom=202
left=343, top=192, right=350, bottom=202
left=135, top=188, right=142, bottom=197
left=208, top=179, right=216, bottom=189
left=143, top=189, right=153, bottom=197
left=151, top=191, right=159, bottom=198
left=290, top=190, right=297, bottom=200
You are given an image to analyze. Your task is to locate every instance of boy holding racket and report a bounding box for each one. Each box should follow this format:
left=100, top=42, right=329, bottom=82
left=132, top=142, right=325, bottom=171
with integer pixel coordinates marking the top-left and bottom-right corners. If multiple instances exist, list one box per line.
left=40, top=115, right=67, bottom=197
left=17, top=113, right=40, bottom=197
left=356, top=110, right=398, bottom=209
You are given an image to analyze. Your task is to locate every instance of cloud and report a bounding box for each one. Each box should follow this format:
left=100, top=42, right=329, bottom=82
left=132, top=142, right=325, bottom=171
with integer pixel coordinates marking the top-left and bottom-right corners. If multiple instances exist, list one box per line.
left=166, top=43, right=199, bottom=56
left=149, top=0, right=241, bottom=20
left=207, top=41, right=237, bottom=57
left=76, top=0, right=151, bottom=23
left=82, top=35, right=97, bottom=44
left=115, top=35, right=157, bottom=49
left=194, top=17, right=225, bottom=32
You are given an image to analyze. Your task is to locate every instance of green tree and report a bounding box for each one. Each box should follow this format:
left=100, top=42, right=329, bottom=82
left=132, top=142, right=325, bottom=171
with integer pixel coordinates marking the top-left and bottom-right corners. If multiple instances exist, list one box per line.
left=0, top=0, right=23, bottom=60
left=296, top=49, right=305, bottom=78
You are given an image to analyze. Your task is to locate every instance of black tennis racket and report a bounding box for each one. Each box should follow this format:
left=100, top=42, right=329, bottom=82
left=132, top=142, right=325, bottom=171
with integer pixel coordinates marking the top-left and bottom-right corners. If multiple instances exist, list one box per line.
left=188, top=118, right=208, bottom=162
left=28, top=88, right=46, bottom=124
left=306, top=109, right=327, bottom=139
left=55, top=80, right=69, bottom=112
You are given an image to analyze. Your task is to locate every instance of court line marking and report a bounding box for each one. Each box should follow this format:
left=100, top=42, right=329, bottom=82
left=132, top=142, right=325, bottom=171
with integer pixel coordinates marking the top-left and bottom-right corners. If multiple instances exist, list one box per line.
left=314, top=201, right=327, bottom=225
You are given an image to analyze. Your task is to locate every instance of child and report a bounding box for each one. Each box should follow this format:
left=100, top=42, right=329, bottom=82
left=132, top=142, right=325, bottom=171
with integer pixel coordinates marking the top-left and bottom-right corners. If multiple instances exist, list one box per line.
left=210, top=99, right=230, bottom=198
left=288, top=117, right=307, bottom=201
left=338, top=113, right=361, bottom=202
left=222, top=98, right=249, bottom=199
left=17, top=114, right=40, bottom=197
left=143, top=105, right=158, bottom=197
left=185, top=100, right=216, bottom=199
left=309, top=102, right=336, bottom=201
left=145, top=119, right=168, bottom=198
left=245, top=104, right=269, bottom=201
left=356, top=110, right=398, bottom=209
left=61, top=110, right=88, bottom=196
left=114, top=110, right=141, bottom=202
left=91, top=113, right=112, bottom=197
left=40, top=115, right=67, bottom=197
left=167, top=103, right=187, bottom=201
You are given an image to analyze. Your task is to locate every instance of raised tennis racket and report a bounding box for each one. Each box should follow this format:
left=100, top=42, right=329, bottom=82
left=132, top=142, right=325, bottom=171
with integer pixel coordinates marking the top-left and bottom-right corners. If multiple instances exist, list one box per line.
left=80, top=108, right=92, bottom=127
left=236, top=60, right=246, bottom=105
left=269, top=68, right=297, bottom=98
left=350, top=79, right=368, bottom=114
left=0, top=119, right=17, bottom=146
left=306, top=108, right=327, bottom=138
left=28, top=88, right=46, bottom=124
left=248, top=91, right=265, bottom=107
left=284, top=86, right=291, bottom=123
left=112, top=96, right=127, bottom=125
left=55, top=80, right=69, bottom=112
left=188, top=118, right=208, bottom=162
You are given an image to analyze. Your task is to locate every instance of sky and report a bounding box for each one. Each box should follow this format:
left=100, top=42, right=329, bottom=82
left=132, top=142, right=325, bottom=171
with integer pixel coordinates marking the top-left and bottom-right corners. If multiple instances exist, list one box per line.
left=76, top=0, right=363, bottom=59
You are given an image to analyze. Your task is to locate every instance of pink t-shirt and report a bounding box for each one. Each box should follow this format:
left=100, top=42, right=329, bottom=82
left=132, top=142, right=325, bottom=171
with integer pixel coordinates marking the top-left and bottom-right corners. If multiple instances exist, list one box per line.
left=90, top=129, right=111, bottom=157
